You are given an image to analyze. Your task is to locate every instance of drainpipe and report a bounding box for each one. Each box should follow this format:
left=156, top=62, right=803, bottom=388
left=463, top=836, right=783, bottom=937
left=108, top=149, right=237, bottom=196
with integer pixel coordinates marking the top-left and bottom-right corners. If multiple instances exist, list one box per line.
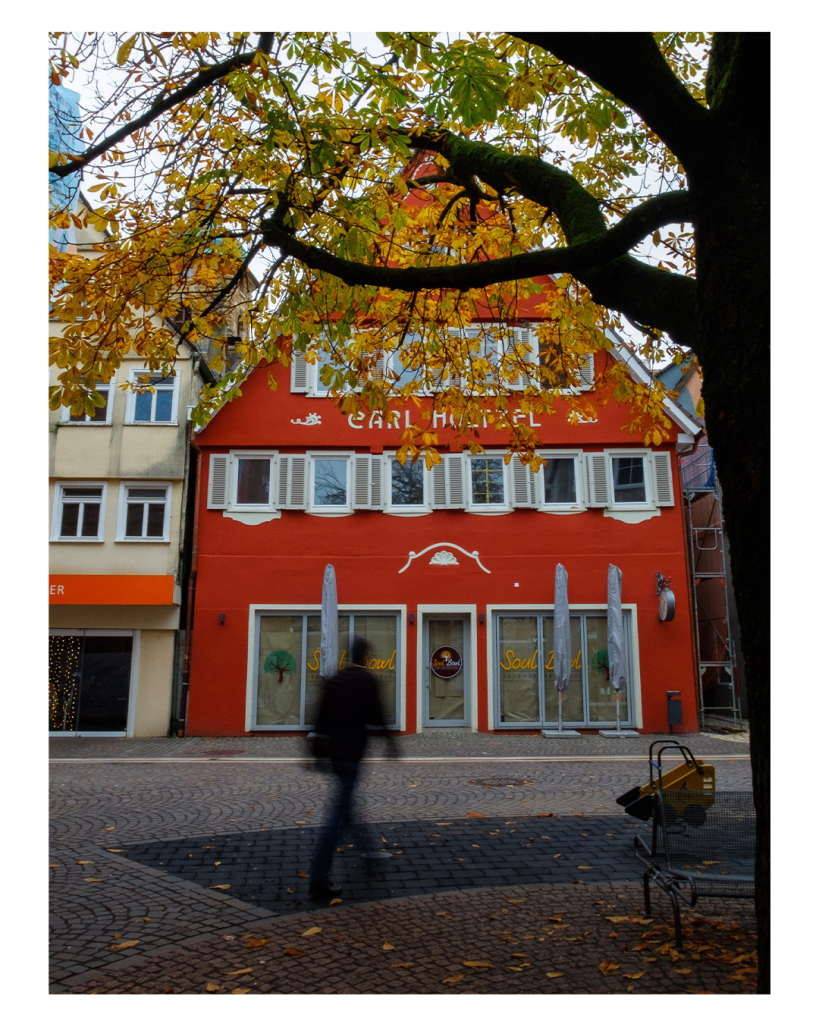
left=177, top=423, right=203, bottom=735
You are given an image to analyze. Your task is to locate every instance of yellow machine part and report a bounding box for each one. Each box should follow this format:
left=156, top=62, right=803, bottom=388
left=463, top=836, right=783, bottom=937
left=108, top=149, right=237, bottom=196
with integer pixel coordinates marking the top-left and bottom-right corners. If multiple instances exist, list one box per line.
left=641, top=760, right=715, bottom=799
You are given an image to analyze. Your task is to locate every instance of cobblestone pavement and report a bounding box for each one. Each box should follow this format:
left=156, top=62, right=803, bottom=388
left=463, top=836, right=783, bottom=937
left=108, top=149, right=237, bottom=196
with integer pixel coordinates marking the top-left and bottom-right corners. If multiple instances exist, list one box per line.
left=49, top=730, right=758, bottom=995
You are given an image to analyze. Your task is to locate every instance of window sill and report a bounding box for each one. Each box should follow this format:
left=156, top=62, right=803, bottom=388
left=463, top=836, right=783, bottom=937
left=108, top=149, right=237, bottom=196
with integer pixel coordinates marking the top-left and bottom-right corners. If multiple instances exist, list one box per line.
left=538, top=507, right=586, bottom=515
left=59, top=421, right=113, bottom=427
left=384, top=509, right=433, bottom=516
left=115, top=538, right=171, bottom=543
left=51, top=537, right=105, bottom=543
left=305, top=510, right=355, bottom=517
left=604, top=508, right=660, bottom=524
left=123, top=421, right=179, bottom=427
left=223, top=510, right=281, bottom=525
left=465, top=508, right=513, bottom=516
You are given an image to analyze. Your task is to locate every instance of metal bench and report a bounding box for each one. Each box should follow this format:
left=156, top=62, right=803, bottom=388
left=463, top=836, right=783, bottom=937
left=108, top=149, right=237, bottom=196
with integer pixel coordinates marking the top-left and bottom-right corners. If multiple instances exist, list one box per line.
left=634, top=789, right=756, bottom=948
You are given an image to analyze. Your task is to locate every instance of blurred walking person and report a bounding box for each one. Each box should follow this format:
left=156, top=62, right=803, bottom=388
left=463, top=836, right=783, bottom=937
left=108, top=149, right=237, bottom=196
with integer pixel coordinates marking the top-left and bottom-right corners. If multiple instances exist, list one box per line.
left=308, top=636, right=398, bottom=899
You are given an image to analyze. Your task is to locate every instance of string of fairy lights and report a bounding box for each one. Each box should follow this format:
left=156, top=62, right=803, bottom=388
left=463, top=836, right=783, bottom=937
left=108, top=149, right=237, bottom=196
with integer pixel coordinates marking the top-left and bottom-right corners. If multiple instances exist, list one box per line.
left=48, top=636, right=82, bottom=731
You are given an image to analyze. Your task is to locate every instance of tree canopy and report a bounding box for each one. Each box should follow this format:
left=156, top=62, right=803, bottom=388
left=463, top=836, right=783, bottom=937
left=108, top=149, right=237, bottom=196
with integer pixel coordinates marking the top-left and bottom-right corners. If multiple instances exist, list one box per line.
left=49, top=31, right=707, bottom=460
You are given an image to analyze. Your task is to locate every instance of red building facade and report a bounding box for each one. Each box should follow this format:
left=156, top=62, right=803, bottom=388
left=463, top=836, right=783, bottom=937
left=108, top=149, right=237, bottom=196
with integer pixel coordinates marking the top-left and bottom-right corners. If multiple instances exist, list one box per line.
left=185, top=322, right=702, bottom=738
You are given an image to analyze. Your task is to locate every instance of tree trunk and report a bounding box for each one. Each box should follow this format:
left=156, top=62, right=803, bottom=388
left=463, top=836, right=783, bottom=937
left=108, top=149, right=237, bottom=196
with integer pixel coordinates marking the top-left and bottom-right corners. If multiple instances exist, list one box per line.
left=692, top=33, right=770, bottom=993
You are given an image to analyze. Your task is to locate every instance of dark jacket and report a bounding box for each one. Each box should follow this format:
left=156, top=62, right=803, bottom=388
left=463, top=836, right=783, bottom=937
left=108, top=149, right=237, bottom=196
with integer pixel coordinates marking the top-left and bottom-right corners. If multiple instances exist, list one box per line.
left=314, top=663, right=394, bottom=764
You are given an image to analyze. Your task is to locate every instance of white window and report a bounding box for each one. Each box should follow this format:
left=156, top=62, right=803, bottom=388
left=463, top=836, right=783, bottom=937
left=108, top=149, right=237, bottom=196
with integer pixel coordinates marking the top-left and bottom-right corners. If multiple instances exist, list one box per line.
left=290, top=348, right=389, bottom=397
left=52, top=483, right=106, bottom=541
left=310, top=456, right=351, bottom=511
left=538, top=451, right=584, bottom=509
left=233, top=454, right=274, bottom=509
left=61, top=384, right=113, bottom=425
left=584, top=450, right=675, bottom=510
left=117, top=484, right=171, bottom=541
left=125, top=370, right=179, bottom=424
left=467, top=455, right=509, bottom=511
left=386, top=455, right=428, bottom=512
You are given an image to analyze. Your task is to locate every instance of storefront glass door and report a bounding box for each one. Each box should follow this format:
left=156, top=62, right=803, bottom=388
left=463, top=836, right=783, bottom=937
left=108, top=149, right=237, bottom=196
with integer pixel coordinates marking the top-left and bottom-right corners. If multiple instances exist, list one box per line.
left=49, top=633, right=133, bottom=733
left=423, top=615, right=469, bottom=726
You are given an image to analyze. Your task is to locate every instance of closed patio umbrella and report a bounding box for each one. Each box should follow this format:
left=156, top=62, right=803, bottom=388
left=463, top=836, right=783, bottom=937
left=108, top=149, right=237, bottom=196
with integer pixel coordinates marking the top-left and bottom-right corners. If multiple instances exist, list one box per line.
left=543, top=563, right=579, bottom=737
left=600, top=563, right=637, bottom=737
left=319, top=563, right=338, bottom=682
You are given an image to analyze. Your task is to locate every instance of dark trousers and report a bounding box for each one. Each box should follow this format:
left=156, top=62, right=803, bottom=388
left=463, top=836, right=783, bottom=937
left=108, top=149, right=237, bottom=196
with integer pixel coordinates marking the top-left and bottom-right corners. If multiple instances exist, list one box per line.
left=309, top=760, right=359, bottom=883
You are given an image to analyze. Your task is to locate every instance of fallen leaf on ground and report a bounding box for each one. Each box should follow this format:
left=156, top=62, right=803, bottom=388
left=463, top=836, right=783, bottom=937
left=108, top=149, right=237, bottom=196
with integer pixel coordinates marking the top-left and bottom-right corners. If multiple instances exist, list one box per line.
left=210, top=884, right=230, bottom=890
left=549, top=914, right=563, bottom=922
left=466, top=812, right=485, bottom=818
left=284, top=949, right=304, bottom=957
left=511, top=953, right=528, bottom=958
left=598, top=960, right=620, bottom=974
left=463, top=961, right=494, bottom=968
left=301, top=927, right=321, bottom=937
left=246, top=937, right=269, bottom=948
left=508, top=899, right=525, bottom=904
left=330, top=899, right=342, bottom=905
left=223, top=967, right=253, bottom=975
left=546, top=972, right=564, bottom=978
left=76, top=861, right=94, bottom=865
left=453, top=858, right=464, bottom=862
left=577, top=866, right=592, bottom=871
left=111, top=940, right=139, bottom=951
left=567, top=936, right=584, bottom=943
left=214, top=861, right=222, bottom=866
left=232, top=988, right=252, bottom=994
left=107, top=849, right=125, bottom=853
left=390, top=962, right=413, bottom=968
left=297, top=872, right=309, bottom=878
left=104, top=827, right=115, bottom=831
left=537, top=813, right=554, bottom=818
left=206, top=983, right=220, bottom=992
left=442, top=974, right=464, bottom=984
left=142, top=917, right=150, bottom=922
left=552, top=854, right=561, bottom=859
left=435, top=822, right=452, bottom=826
left=383, top=942, right=394, bottom=951
left=83, top=878, right=102, bottom=882
left=623, top=971, right=645, bottom=980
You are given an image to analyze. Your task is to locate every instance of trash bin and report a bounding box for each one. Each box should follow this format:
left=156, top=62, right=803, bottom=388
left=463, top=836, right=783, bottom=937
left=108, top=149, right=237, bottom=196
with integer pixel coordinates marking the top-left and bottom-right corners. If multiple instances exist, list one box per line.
left=666, top=690, right=683, bottom=732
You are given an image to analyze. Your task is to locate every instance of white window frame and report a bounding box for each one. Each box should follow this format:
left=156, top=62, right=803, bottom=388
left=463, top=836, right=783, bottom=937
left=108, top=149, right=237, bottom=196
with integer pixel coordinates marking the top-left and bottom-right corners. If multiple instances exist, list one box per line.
left=116, top=482, right=172, bottom=542
left=231, top=452, right=277, bottom=511
left=124, top=368, right=180, bottom=425
left=59, top=383, right=114, bottom=425
left=384, top=454, right=430, bottom=514
left=607, top=450, right=653, bottom=510
left=537, top=450, right=585, bottom=511
left=51, top=481, right=107, bottom=542
left=466, top=453, right=510, bottom=513
left=308, top=453, right=353, bottom=513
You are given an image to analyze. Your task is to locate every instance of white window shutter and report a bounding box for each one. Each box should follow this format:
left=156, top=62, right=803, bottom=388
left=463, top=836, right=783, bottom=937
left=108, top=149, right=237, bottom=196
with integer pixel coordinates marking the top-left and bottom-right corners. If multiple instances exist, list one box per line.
left=430, top=460, right=448, bottom=508
left=352, top=455, right=372, bottom=508
left=207, top=454, right=230, bottom=509
left=652, top=451, right=675, bottom=506
left=370, top=455, right=384, bottom=509
left=290, top=352, right=308, bottom=392
left=578, top=353, right=595, bottom=389
left=584, top=453, right=610, bottom=507
left=509, top=325, right=537, bottom=388
left=511, top=455, right=538, bottom=507
left=278, top=454, right=308, bottom=508
left=445, top=453, right=467, bottom=508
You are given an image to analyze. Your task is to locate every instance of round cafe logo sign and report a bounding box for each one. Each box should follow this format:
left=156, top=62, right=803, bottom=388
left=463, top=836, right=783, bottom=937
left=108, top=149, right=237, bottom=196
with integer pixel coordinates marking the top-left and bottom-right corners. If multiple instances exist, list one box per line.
left=431, top=646, right=463, bottom=679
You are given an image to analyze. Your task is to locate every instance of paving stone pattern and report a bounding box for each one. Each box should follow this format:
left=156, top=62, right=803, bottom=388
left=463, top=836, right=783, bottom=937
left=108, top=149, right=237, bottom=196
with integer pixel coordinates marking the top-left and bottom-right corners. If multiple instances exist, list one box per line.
left=49, top=732, right=756, bottom=995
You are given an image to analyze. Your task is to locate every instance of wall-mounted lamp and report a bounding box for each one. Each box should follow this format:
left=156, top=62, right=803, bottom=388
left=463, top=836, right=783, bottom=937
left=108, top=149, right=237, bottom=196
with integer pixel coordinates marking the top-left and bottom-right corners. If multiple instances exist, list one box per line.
left=409, top=613, right=415, bottom=625
left=479, top=613, right=485, bottom=625
left=219, top=613, right=226, bottom=625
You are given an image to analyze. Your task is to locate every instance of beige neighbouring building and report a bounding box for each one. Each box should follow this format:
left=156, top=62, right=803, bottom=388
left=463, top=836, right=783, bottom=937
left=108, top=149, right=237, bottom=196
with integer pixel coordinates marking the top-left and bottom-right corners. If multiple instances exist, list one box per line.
left=49, top=197, right=249, bottom=737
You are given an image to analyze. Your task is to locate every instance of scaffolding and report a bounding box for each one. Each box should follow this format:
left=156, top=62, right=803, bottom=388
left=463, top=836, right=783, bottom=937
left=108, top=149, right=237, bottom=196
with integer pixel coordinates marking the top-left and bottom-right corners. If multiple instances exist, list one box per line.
left=681, top=444, right=743, bottom=729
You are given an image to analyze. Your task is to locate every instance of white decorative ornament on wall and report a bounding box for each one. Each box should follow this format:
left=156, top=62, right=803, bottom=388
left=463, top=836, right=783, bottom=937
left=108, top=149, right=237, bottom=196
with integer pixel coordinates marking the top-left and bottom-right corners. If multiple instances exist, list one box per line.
left=290, top=413, right=322, bottom=425
left=398, top=542, right=491, bottom=574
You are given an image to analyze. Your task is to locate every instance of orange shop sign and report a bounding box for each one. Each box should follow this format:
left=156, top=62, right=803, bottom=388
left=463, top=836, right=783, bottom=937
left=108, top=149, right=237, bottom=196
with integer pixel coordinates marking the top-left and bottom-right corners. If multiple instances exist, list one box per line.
left=48, top=575, right=177, bottom=606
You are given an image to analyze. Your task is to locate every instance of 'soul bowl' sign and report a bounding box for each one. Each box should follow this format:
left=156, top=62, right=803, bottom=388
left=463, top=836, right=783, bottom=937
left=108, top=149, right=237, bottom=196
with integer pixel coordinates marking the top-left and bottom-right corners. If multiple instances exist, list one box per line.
left=431, top=646, right=463, bottom=679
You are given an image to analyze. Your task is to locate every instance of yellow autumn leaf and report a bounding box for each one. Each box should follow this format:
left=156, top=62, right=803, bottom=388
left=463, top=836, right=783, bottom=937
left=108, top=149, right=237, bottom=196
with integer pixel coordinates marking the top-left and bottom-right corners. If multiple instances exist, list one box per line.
left=390, top=962, right=413, bottom=968
left=330, top=898, right=342, bottom=905
left=232, top=988, right=252, bottom=994
left=284, top=949, right=304, bottom=957
left=223, top=968, right=253, bottom=975
left=598, top=960, right=620, bottom=974
left=301, top=927, right=322, bottom=937
left=246, top=937, right=269, bottom=948
left=442, top=974, right=464, bottom=984
left=549, top=914, right=563, bottom=922
left=623, top=971, right=645, bottom=980
left=463, top=961, right=494, bottom=968
left=383, top=942, right=394, bottom=950
left=83, top=878, right=102, bottom=882
left=297, top=872, right=310, bottom=878
left=111, top=940, right=139, bottom=951
left=77, top=860, right=94, bottom=865
left=206, top=982, right=220, bottom=992
left=546, top=972, right=565, bottom=978
left=107, top=849, right=125, bottom=853
left=577, top=865, right=592, bottom=870
left=465, top=811, right=485, bottom=818
left=210, top=884, right=230, bottom=890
